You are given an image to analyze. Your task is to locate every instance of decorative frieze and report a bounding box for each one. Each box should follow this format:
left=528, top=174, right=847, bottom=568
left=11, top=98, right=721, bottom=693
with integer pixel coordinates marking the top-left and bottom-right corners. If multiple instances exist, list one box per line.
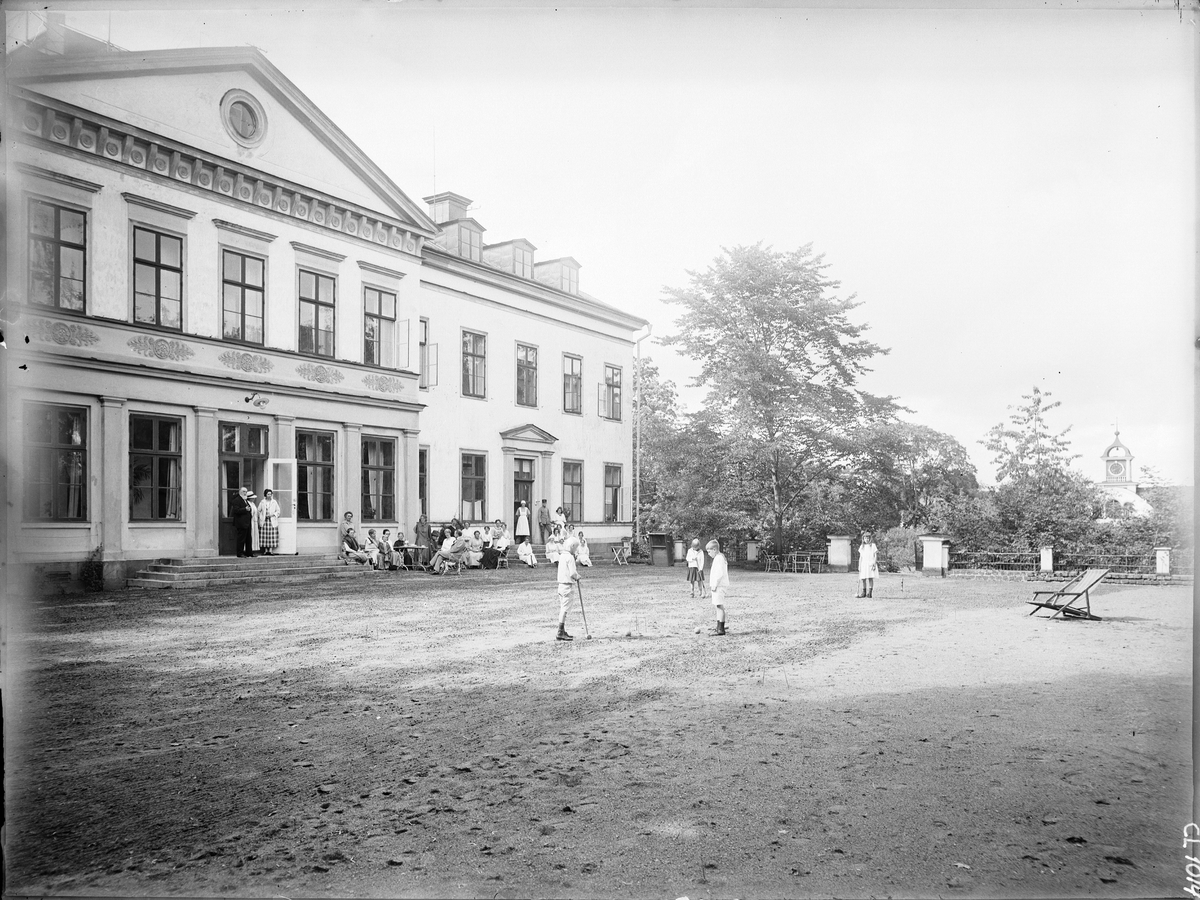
left=28, top=317, right=100, bottom=347
left=127, top=335, right=195, bottom=361
left=363, top=373, right=405, bottom=394
left=218, top=350, right=274, bottom=373
left=296, top=362, right=344, bottom=384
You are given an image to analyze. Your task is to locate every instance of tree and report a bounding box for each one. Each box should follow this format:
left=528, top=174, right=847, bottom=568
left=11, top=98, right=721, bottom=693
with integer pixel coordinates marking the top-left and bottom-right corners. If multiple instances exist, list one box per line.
left=661, top=243, right=897, bottom=550
left=980, top=387, right=1101, bottom=549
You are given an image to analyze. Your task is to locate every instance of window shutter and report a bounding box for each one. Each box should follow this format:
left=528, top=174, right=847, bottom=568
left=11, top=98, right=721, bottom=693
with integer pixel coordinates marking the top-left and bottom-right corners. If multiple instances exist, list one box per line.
left=427, top=343, right=439, bottom=387
left=396, top=318, right=411, bottom=370
left=597, top=382, right=606, bottom=417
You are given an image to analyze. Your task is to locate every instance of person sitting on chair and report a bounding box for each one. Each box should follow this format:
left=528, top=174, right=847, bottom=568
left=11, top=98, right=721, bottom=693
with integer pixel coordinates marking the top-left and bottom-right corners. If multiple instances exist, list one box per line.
left=378, top=529, right=398, bottom=570
left=465, top=529, right=485, bottom=568
left=575, top=531, right=592, bottom=567
left=341, top=527, right=370, bottom=565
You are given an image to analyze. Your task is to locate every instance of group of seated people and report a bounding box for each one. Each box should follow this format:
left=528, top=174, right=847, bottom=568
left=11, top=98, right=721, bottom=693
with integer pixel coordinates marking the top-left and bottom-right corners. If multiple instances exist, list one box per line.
left=338, top=512, right=594, bottom=574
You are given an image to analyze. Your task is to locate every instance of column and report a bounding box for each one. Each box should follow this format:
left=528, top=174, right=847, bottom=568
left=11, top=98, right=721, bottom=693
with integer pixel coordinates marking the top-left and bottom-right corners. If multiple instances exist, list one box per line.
left=1155, top=547, right=1171, bottom=576
left=501, top=447, right=516, bottom=528
left=540, top=449, right=556, bottom=515
left=194, top=407, right=218, bottom=557
left=99, top=396, right=126, bottom=587
left=273, top=414, right=296, bottom=460
left=919, top=533, right=949, bottom=577
left=1039, top=546, right=1054, bottom=575
left=826, top=535, right=851, bottom=573
left=400, top=428, right=417, bottom=530
left=342, top=422, right=362, bottom=524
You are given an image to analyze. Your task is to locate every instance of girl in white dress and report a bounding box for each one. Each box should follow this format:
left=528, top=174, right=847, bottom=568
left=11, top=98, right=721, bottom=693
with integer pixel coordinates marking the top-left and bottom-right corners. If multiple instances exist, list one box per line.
left=857, top=531, right=879, bottom=599
left=575, top=531, right=592, bottom=567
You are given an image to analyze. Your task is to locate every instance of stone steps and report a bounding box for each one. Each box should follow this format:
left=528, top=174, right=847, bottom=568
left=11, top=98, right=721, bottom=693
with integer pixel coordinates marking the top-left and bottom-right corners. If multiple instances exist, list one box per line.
left=126, top=554, right=376, bottom=589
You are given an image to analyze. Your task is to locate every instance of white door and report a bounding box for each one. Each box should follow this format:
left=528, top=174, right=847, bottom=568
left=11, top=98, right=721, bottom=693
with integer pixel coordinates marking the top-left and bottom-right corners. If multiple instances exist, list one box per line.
left=266, top=458, right=298, bottom=555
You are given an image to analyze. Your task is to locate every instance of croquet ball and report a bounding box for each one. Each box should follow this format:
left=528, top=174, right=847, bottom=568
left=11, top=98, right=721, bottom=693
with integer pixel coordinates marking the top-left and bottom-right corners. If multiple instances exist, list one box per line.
left=624, top=630, right=632, bottom=637
left=694, top=627, right=701, bottom=634
left=585, top=635, right=592, bottom=640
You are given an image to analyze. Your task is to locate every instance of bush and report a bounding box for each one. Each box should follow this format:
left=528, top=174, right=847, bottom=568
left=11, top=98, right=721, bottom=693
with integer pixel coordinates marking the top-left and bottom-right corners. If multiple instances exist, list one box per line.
left=879, top=527, right=919, bottom=572
left=79, top=545, right=105, bottom=593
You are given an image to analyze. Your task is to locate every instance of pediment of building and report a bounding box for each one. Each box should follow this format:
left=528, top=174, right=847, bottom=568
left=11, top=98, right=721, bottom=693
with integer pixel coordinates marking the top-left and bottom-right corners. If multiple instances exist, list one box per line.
left=500, top=423, right=559, bottom=445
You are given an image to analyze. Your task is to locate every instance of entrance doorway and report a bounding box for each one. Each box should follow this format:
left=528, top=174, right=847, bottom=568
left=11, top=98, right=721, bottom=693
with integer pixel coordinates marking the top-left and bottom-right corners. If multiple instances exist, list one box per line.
left=218, top=422, right=269, bottom=555
left=513, top=457, right=533, bottom=534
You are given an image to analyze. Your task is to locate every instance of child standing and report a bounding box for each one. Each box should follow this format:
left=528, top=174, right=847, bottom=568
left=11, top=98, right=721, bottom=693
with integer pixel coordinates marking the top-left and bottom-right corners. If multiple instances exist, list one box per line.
left=555, top=537, right=582, bottom=641
left=685, top=538, right=706, bottom=599
left=706, top=539, right=729, bottom=636
left=857, top=531, right=879, bottom=599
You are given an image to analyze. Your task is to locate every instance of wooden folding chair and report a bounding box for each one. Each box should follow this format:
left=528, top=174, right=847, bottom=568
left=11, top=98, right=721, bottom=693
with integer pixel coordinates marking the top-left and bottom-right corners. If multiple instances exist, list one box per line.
left=1027, top=568, right=1109, bottom=621
left=496, top=548, right=510, bottom=570
left=611, top=544, right=629, bottom=565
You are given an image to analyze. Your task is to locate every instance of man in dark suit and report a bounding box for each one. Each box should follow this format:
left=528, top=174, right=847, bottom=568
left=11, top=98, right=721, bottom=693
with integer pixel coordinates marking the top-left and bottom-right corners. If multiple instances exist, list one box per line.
left=232, top=486, right=255, bottom=557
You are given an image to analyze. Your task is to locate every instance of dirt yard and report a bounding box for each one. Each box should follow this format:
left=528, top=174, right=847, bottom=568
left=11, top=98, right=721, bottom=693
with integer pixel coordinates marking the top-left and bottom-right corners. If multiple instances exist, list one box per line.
left=4, top=564, right=1192, bottom=898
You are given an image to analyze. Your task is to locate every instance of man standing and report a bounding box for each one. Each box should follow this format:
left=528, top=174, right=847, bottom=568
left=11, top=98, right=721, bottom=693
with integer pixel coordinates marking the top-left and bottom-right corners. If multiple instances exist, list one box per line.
left=232, top=486, right=255, bottom=558
left=537, top=499, right=552, bottom=544
left=706, top=539, right=729, bottom=636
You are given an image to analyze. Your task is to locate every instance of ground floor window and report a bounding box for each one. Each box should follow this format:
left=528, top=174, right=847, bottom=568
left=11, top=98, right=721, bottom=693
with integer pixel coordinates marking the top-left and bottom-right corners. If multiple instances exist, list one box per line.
left=24, top=403, right=88, bottom=521
left=130, top=414, right=182, bottom=519
left=604, top=464, right=623, bottom=523
left=563, top=460, right=583, bottom=522
left=361, top=437, right=396, bottom=521
left=461, top=453, right=486, bottom=521
left=297, top=430, right=335, bottom=520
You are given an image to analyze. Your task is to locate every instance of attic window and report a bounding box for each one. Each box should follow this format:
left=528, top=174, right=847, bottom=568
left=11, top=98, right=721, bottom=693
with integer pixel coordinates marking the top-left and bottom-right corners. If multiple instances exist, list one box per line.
left=221, top=90, right=268, bottom=149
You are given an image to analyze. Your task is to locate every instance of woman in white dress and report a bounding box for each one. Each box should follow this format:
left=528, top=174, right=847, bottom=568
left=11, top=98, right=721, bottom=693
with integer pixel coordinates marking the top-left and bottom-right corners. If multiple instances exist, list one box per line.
left=575, top=531, right=592, bottom=567
left=517, top=539, right=537, bottom=567
left=857, top=531, right=879, bottom=599
left=515, top=501, right=531, bottom=541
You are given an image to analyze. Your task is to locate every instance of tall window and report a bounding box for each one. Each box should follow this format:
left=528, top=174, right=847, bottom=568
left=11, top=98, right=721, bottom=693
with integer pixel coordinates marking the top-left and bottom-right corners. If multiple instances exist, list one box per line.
left=563, top=355, right=582, bottom=414
left=299, top=269, right=335, bottom=357
left=514, top=245, right=533, bottom=278
left=364, top=287, right=396, bottom=367
left=29, top=199, right=86, bottom=312
left=129, top=414, right=182, bottom=520
left=516, top=344, right=538, bottom=407
left=361, top=437, right=395, bottom=521
left=297, top=430, right=335, bottom=521
left=133, top=227, right=182, bottom=329
left=461, top=453, right=487, bottom=521
left=25, top=403, right=87, bottom=521
left=600, top=365, right=622, bottom=420
left=604, top=464, right=623, bottom=523
left=222, top=249, right=264, bottom=344
left=418, top=447, right=429, bottom=517
left=462, top=330, right=486, bottom=398
left=562, top=461, right=583, bottom=522
left=459, top=226, right=481, bottom=261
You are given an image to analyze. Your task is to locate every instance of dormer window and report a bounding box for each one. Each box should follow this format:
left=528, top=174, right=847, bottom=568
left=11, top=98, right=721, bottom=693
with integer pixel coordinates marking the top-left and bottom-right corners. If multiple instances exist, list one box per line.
left=563, top=266, right=578, bottom=295
left=459, top=225, right=481, bottom=261
left=514, top=245, right=533, bottom=279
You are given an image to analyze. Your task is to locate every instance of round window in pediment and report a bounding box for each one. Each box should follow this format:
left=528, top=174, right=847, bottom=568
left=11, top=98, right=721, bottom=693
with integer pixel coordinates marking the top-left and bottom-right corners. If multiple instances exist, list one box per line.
left=220, top=89, right=268, bottom=149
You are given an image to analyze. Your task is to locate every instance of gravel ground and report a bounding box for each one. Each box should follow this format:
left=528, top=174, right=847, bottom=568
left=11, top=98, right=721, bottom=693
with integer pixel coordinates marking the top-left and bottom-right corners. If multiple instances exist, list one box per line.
left=4, top=565, right=1192, bottom=898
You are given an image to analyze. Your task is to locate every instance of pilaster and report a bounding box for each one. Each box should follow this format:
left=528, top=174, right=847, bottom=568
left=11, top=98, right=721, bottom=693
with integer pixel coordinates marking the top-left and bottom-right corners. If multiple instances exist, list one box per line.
left=342, top=422, right=362, bottom=523
left=194, top=406, right=219, bottom=557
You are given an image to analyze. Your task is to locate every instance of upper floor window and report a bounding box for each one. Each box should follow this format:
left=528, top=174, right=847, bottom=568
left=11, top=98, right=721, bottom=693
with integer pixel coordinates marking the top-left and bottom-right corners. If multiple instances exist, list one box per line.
left=222, top=249, right=264, bottom=344
left=516, top=344, right=538, bottom=408
left=364, top=287, right=396, bottom=368
left=459, top=226, right=481, bottom=262
left=462, top=330, right=487, bottom=398
left=29, top=199, right=86, bottom=312
left=563, top=354, right=582, bottom=415
left=599, top=364, right=622, bottom=420
left=133, top=227, right=183, bottom=330
left=514, top=245, right=534, bottom=279
left=129, top=414, right=182, bottom=520
left=299, top=269, right=335, bottom=357
left=25, top=403, right=87, bottom=521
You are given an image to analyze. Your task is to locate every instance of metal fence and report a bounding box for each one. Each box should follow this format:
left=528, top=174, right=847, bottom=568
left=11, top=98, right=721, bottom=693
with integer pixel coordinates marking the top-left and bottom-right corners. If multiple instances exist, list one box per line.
left=1054, top=550, right=1158, bottom=576
left=948, top=550, right=1040, bottom=572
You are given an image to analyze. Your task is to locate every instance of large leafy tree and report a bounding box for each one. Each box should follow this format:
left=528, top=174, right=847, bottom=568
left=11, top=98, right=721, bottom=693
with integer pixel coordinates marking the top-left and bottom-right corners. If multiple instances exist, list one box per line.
left=980, top=387, right=1101, bottom=549
left=661, top=243, right=897, bottom=550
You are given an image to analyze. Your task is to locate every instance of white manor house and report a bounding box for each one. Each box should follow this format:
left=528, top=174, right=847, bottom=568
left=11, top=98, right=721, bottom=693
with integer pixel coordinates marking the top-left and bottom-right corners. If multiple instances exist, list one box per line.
left=6, top=26, right=648, bottom=587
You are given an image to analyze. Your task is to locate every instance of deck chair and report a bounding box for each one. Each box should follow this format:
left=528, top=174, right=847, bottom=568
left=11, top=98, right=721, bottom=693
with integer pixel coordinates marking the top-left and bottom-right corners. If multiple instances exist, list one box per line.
left=1027, top=568, right=1109, bottom=621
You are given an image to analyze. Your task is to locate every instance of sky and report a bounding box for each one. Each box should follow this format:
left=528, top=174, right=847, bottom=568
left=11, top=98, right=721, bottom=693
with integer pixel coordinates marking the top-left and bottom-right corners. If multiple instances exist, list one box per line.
left=10, top=1, right=1195, bottom=486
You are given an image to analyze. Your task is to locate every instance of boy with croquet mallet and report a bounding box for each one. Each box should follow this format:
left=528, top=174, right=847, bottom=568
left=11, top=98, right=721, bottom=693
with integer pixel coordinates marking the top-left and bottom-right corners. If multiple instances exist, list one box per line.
left=707, top=539, right=729, bottom=635
left=554, top=536, right=583, bottom=641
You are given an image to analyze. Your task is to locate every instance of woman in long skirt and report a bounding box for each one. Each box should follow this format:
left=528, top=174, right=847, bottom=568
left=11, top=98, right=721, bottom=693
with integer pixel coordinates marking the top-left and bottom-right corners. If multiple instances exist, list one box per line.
left=258, top=488, right=281, bottom=555
left=515, top=500, right=531, bottom=541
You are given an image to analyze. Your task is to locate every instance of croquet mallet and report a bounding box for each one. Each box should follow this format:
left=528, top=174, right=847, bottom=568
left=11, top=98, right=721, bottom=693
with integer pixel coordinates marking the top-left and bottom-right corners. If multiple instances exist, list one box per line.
left=576, top=580, right=592, bottom=639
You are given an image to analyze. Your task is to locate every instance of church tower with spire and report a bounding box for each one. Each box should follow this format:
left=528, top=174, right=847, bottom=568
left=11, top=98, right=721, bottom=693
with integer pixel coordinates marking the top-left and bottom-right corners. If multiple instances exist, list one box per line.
left=1097, top=429, right=1153, bottom=518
